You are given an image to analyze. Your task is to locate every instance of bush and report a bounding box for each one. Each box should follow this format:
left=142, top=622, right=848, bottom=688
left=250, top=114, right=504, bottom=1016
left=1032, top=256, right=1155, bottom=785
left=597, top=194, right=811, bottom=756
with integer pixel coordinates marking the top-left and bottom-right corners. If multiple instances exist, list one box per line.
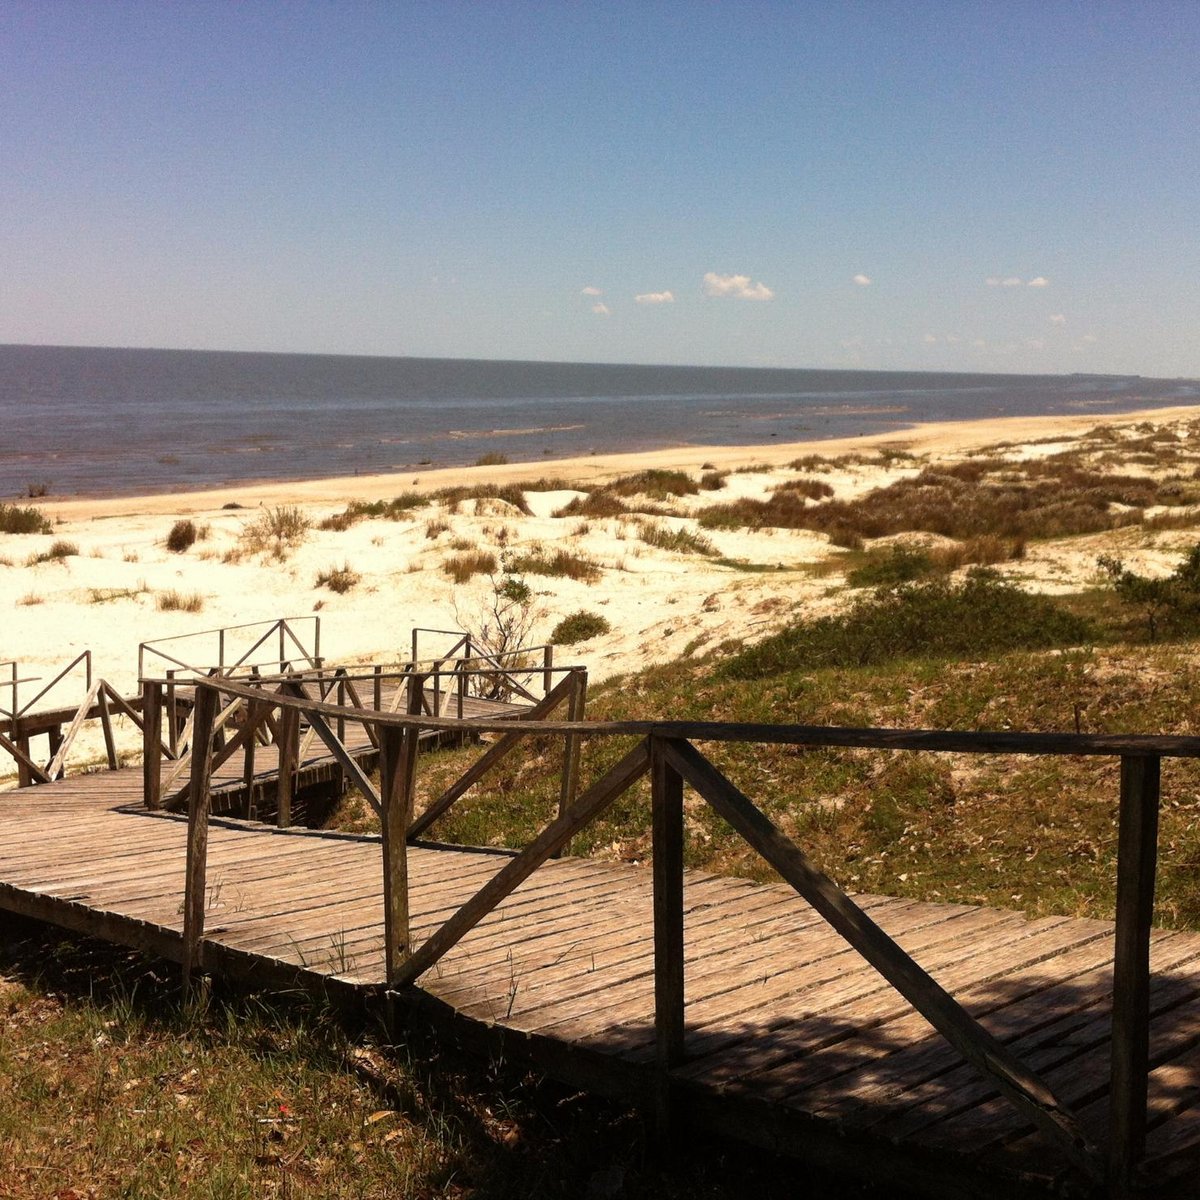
left=318, top=492, right=429, bottom=530
left=316, top=563, right=361, bottom=594
left=28, top=539, right=78, bottom=564
left=1098, top=544, right=1200, bottom=641
left=606, top=469, right=699, bottom=499
left=474, top=451, right=509, bottom=466
left=720, top=571, right=1097, bottom=680
left=433, top=484, right=532, bottom=515
left=166, top=519, right=197, bottom=553
left=240, top=506, right=310, bottom=558
left=551, top=610, right=611, bottom=644
left=0, top=504, right=51, bottom=535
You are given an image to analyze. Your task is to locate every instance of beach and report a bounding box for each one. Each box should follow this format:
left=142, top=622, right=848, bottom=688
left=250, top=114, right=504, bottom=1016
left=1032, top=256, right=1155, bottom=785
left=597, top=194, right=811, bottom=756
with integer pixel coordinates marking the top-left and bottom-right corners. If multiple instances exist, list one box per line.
left=4, top=402, right=1200, bottom=780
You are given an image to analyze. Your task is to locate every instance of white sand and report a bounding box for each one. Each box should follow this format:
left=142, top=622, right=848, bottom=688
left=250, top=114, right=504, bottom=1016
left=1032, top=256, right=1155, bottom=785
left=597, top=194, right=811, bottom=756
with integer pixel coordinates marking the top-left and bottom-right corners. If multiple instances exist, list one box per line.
left=3, top=403, right=1199, bottom=778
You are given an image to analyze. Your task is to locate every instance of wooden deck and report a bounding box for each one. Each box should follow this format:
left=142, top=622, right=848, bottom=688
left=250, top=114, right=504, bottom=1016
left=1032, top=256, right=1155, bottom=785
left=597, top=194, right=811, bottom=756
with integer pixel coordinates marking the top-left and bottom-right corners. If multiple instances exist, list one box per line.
left=3, top=765, right=1200, bottom=1197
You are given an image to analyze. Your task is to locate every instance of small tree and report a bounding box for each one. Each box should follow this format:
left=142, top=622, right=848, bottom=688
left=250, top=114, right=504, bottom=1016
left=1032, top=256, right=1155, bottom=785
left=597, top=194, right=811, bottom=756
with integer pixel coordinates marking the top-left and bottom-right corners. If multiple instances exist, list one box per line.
left=1098, top=545, right=1200, bottom=641
left=451, top=565, right=541, bottom=698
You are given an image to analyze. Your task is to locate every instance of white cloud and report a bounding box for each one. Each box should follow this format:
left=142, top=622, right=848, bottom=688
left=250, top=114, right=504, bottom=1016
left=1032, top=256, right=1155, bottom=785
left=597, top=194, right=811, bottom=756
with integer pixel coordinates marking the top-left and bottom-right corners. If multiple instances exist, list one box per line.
left=592, top=302, right=610, bottom=316
left=986, top=276, right=1024, bottom=287
left=635, top=290, right=675, bottom=305
left=581, top=286, right=602, bottom=296
left=852, top=273, right=872, bottom=286
left=1049, top=313, right=1067, bottom=325
left=703, top=272, right=775, bottom=300
left=1027, top=276, right=1050, bottom=288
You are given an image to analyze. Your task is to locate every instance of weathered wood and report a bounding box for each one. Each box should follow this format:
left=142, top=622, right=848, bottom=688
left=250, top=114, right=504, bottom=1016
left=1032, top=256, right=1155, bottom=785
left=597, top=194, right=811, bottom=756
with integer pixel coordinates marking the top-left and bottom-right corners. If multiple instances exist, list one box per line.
left=45, top=680, right=102, bottom=782
left=410, top=671, right=580, bottom=839
left=97, top=686, right=118, bottom=770
left=1109, top=755, right=1160, bottom=1194
left=389, top=738, right=652, bottom=988
left=276, top=705, right=298, bottom=828
left=379, top=725, right=411, bottom=984
left=557, top=669, right=586, bottom=820
left=660, top=736, right=1104, bottom=1184
left=182, top=684, right=218, bottom=990
left=0, top=729, right=50, bottom=785
left=141, top=680, right=163, bottom=810
left=651, top=738, right=685, bottom=1136
left=204, top=677, right=1200, bottom=758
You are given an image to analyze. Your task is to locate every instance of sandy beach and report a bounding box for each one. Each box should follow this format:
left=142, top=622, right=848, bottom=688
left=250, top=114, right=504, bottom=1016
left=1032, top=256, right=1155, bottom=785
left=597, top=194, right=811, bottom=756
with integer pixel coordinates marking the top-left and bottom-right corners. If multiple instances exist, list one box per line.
left=3, top=402, right=1199, bottom=780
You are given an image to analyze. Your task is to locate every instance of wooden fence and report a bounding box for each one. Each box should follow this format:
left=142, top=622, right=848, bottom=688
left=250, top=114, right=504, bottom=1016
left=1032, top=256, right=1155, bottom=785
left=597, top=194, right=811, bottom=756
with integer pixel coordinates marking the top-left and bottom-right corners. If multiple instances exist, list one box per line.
left=179, top=674, right=1200, bottom=1197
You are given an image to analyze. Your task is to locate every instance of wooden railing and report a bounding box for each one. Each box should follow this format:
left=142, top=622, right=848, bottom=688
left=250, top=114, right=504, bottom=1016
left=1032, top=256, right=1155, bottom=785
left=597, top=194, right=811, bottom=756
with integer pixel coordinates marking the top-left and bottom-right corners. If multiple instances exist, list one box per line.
left=410, top=626, right=558, bottom=701
left=178, top=677, right=1200, bottom=1198
left=137, top=617, right=322, bottom=682
left=0, top=651, right=92, bottom=721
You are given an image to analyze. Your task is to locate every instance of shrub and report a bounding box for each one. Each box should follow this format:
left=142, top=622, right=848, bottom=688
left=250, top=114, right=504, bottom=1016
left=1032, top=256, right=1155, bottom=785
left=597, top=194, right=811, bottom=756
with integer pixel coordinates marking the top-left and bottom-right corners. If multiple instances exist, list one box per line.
left=699, top=470, right=729, bottom=491
left=605, top=469, right=699, bottom=499
left=425, top=517, right=450, bottom=539
left=240, top=506, right=310, bottom=558
left=443, top=550, right=498, bottom=583
left=318, top=492, right=429, bottom=530
left=24, top=481, right=50, bottom=498
left=316, top=563, right=360, bottom=594
left=636, top=522, right=718, bottom=556
left=1098, top=544, right=1200, bottom=641
left=506, top=548, right=602, bottom=582
left=771, top=477, right=835, bottom=501
left=846, top=545, right=937, bottom=588
left=27, top=539, right=78, bottom=565
left=156, top=589, right=204, bottom=613
left=553, top=491, right=632, bottom=519
left=166, top=519, right=197, bottom=553
left=0, top=504, right=52, bottom=535
left=720, top=571, right=1098, bottom=680
left=433, top=484, right=532, bottom=515
left=474, top=451, right=509, bottom=466
left=551, top=610, right=611, bottom=645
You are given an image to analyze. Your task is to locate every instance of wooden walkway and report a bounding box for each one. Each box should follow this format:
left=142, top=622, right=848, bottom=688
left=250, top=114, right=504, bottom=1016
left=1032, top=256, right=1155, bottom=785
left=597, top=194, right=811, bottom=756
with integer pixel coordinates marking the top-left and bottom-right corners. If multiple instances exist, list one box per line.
left=3, top=765, right=1200, bottom=1197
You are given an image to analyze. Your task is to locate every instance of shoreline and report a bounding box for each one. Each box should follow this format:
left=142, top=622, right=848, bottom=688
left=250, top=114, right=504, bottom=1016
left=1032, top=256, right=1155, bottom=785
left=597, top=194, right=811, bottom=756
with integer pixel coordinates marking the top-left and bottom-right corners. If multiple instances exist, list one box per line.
left=38, top=403, right=1200, bottom=521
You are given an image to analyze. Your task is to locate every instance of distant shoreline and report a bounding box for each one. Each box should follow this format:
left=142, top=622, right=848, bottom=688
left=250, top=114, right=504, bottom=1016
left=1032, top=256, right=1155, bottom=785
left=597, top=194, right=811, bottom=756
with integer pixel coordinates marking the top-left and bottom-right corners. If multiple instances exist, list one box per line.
left=38, top=402, right=1200, bottom=523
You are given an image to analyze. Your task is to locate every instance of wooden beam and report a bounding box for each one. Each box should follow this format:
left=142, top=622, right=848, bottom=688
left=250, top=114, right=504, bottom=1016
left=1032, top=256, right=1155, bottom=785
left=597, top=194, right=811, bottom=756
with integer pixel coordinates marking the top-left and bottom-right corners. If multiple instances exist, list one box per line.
left=182, top=684, right=218, bottom=991
left=557, top=669, right=586, bottom=820
left=379, top=725, right=411, bottom=984
left=389, top=738, right=652, bottom=989
left=44, top=680, right=101, bottom=782
left=0, top=729, right=51, bottom=785
left=409, top=671, right=579, bottom=840
left=142, top=680, right=162, bottom=809
left=661, top=736, right=1104, bottom=1185
left=277, top=705, right=298, bottom=828
left=97, top=687, right=117, bottom=770
left=1109, top=755, right=1160, bottom=1195
left=651, top=737, right=685, bottom=1138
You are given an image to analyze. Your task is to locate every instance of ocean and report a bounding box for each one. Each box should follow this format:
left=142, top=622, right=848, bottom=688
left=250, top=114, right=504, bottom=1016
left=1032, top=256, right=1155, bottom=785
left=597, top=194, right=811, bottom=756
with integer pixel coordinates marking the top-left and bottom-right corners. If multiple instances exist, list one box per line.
left=1, top=344, right=1197, bottom=498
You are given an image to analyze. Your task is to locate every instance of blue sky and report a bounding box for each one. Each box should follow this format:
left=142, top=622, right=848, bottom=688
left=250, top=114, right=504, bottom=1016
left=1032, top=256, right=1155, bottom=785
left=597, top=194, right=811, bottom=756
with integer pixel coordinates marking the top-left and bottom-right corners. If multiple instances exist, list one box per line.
left=3, top=2, right=1198, bottom=375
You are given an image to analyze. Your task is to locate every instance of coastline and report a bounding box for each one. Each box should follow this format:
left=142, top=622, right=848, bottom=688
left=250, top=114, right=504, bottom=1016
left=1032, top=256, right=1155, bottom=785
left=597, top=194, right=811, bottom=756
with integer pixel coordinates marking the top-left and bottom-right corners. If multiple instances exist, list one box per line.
left=37, top=402, right=1200, bottom=522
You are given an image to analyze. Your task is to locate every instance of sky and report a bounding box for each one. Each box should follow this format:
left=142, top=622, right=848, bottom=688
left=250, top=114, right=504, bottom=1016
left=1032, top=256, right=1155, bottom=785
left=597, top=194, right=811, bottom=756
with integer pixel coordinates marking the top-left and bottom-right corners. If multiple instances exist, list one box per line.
left=3, top=1, right=1199, bottom=376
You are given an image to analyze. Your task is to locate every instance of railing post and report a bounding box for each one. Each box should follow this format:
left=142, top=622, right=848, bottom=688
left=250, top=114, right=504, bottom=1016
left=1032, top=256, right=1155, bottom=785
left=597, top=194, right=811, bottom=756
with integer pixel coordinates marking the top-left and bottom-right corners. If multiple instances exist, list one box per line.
left=1109, top=754, right=1160, bottom=1196
left=379, top=724, right=412, bottom=985
left=182, top=683, right=218, bottom=994
left=15, top=727, right=32, bottom=788
left=373, top=664, right=383, bottom=714
left=543, top=644, right=553, bottom=697
left=142, top=680, right=163, bottom=810
left=651, top=736, right=686, bottom=1140
left=276, top=702, right=298, bottom=828
left=166, top=669, right=178, bottom=757
left=557, top=669, right=586, bottom=820
left=403, top=673, right=424, bottom=823
left=411, top=628, right=419, bottom=663
left=97, top=687, right=117, bottom=769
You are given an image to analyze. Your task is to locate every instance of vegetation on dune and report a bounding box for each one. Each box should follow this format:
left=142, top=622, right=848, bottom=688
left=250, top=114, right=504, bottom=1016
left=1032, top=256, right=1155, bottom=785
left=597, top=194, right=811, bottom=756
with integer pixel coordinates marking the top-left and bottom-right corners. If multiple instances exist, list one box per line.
left=1098, top=543, right=1200, bottom=642
left=433, top=483, right=532, bottom=515
left=238, top=506, right=311, bottom=560
left=319, top=492, right=430, bottom=530
left=166, top=519, right=198, bottom=552
left=505, top=547, right=602, bottom=582
left=0, top=503, right=52, bottom=535
left=550, top=609, right=611, bottom=644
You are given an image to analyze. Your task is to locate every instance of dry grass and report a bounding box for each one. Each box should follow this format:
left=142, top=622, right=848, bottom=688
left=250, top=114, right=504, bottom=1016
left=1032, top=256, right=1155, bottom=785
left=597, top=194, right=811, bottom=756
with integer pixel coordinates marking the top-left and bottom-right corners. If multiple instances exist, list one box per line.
left=505, top=548, right=602, bottom=582
left=239, top=506, right=310, bottom=559
left=315, top=563, right=361, bottom=594
left=156, top=589, right=204, bottom=613
left=442, top=550, right=498, bottom=583
left=0, top=504, right=51, bottom=535
left=26, top=539, right=78, bottom=565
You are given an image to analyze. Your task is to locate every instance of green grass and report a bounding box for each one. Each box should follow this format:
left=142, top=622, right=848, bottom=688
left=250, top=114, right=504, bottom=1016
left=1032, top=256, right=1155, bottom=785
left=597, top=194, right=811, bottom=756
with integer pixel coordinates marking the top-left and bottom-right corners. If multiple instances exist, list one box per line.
left=319, top=493, right=430, bottom=530
left=550, top=610, right=611, bottom=644
left=0, top=919, right=893, bottom=1200
left=505, top=548, right=602, bottom=582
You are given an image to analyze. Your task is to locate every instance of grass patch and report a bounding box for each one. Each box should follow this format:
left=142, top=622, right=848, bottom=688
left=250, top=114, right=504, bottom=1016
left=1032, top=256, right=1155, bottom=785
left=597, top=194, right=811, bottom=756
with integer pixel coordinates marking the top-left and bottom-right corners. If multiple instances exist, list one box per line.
left=605, top=469, right=699, bottom=499
left=315, top=563, right=361, bottom=594
left=240, top=506, right=310, bottom=559
left=474, top=450, right=509, bottom=466
left=433, top=484, right=532, bottom=515
left=505, top=548, right=602, bottom=582
left=550, top=610, right=611, bottom=644
left=0, top=504, right=51, bottom=535
left=721, top=571, right=1097, bottom=680
left=156, top=589, right=204, bottom=613
left=442, top=550, right=498, bottom=584
left=636, top=521, right=718, bottom=556
left=318, top=492, right=430, bottom=531
left=27, top=539, right=78, bottom=565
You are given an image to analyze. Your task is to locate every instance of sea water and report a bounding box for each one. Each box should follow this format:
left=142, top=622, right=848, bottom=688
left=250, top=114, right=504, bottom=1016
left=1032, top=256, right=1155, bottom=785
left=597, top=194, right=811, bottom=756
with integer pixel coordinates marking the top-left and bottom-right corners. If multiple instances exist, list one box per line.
left=1, top=344, right=1196, bottom=498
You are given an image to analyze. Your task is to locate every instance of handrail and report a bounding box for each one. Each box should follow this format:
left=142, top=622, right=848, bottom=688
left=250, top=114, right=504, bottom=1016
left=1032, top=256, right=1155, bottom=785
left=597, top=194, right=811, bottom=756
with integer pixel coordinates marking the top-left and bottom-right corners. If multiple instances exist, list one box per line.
left=0, top=652, right=92, bottom=720
left=138, top=617, right=321, bottom=681
left=175, top=672, right=1184, bottom=1194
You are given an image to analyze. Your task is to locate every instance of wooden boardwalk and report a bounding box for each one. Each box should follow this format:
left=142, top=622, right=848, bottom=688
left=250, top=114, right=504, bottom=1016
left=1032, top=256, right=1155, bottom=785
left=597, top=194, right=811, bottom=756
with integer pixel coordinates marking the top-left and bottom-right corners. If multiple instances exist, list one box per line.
left=3, top=763, right=1200, bottom=1197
